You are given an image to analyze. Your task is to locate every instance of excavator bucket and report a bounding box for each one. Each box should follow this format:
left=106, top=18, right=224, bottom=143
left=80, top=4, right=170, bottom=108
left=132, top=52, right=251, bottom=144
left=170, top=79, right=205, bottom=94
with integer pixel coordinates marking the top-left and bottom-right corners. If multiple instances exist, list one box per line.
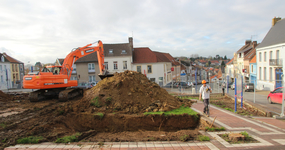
left=98, top=74, right=114, bottom=80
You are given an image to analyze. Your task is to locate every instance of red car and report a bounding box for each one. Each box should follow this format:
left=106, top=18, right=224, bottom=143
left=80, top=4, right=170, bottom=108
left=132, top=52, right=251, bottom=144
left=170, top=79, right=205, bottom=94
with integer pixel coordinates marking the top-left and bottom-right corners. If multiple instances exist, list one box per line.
left=267, top=87, right=284, bottom=104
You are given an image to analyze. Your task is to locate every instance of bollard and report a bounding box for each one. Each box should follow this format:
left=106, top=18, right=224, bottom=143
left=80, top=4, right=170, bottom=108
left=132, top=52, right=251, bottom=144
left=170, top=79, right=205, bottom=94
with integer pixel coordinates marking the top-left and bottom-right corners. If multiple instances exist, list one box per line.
left=192, top=88, right=195, bottom=94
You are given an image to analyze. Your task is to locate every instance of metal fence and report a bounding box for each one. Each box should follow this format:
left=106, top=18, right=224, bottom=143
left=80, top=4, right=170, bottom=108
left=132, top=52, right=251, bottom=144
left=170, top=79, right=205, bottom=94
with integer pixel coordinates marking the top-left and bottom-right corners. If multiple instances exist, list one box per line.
left=162, top=76, right=285, bottom=117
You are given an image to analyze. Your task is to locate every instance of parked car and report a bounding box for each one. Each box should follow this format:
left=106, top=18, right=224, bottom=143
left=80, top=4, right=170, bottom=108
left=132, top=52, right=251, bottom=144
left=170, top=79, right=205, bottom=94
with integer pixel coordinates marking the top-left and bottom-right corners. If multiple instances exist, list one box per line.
left=267, top=87, right=284, bottom=104
left=244, top=83, right=254, bottom=92
left=174, top=82, right=191, bottom=89
left=72, top=82, right=95, bottom=89
left=231, top=83, right=235, bottom=90
left=163, top=82, right=175, bottom=88
left=227, top=82, right=233, bottom=88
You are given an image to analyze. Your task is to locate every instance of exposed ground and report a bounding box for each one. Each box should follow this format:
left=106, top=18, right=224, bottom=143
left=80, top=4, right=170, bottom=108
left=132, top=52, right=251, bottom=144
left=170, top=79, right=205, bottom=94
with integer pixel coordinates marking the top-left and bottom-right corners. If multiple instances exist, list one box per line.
left=0, top=71, right=208, bottom=150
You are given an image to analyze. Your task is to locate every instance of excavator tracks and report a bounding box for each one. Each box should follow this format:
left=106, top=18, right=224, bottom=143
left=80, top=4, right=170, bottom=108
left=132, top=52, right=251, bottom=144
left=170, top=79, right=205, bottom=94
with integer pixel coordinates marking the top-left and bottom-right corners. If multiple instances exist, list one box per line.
left=28, top=88, right=83, bottom=102
left=59, top=88, right=83, bottom=102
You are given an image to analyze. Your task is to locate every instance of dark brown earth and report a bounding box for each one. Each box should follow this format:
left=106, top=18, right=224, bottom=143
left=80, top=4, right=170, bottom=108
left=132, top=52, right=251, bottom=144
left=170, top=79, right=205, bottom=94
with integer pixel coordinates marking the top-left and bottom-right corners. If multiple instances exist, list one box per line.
left=0, top=71, right=205, bottom=150
left=209, top=95, right=267, bottom=117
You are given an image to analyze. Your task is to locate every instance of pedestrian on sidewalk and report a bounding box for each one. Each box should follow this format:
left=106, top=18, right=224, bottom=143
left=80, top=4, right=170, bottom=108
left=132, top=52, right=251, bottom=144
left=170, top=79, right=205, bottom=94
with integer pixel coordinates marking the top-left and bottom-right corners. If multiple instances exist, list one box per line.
left=222, top=82, right=226, bottom=96
left=199, top=80, right=212, bottom=116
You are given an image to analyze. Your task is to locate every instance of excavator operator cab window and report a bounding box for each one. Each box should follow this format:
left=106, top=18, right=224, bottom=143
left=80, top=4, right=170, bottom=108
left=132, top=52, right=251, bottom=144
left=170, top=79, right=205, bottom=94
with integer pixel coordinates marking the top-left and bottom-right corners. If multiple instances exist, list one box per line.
left=42, top=67, right=51, bottom=72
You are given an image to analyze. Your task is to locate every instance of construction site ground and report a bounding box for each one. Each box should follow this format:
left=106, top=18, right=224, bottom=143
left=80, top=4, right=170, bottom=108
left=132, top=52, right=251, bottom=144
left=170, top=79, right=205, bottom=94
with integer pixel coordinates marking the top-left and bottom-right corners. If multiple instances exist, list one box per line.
left=3, top=97, right=285, bottom=150
left=1, top=71, right=285, bottom=149
left=0, top=71, right=210, bottom=150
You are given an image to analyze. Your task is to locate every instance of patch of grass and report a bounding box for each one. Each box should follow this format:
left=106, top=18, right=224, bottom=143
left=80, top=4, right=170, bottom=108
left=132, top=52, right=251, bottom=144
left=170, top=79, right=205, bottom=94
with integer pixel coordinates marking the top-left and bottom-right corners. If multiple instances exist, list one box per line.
left=197, top=135, right=210, bottom=141
left=2, top=138, right=7, bottom=143
left=179, top=135, right=189, bottom=142
left=0, top=123, right=6, bottom=129
left=143, top=106, right=198, bottom=118
left=55, top=133, right=81, bottom=143
left=177, top=96, right=197, bottom=100
left=240, top=131, right=251, bottom=140
left=94, top=112, right=104, bottom=119
left=90, top=97, right=101, bottom=108
left=33, top=107, right=40, bottom=111
left=58, top=110, right=64, bottom=115
left=98, top=142, right=104, bottom=147
left=16, top=136, right=43, bottom=144
left=148, top=137, right=156, bottom=141
left=205, top=127, right=225, bottom=132
left=225, top=108, right=234, bottom=112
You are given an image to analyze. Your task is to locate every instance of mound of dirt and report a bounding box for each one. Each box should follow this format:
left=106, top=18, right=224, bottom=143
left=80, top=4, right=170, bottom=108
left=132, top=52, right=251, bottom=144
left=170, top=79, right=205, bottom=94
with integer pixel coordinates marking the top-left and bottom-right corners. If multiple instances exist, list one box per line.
left=72, top=70, right=193, bottom=114
left=0, top=90, right=11, bottom=102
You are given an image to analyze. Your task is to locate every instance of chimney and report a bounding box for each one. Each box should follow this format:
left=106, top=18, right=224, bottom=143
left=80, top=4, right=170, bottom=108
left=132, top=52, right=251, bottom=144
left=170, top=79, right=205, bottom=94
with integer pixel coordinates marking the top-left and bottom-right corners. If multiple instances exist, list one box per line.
left=252, top=41, right=257, bottom=49
left=128, top=37, right=133, bottom=51
left=245, top=40, right=251, bottom=45
left=272, top=17, right=281, bottom=26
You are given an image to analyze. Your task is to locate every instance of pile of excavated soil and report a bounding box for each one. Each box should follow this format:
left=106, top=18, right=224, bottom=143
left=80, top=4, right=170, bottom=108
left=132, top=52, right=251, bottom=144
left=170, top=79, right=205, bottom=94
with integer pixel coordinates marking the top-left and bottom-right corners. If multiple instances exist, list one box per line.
left=0, top=90, right=11, bottom=102
left=72, top=70, right=193, bottom=114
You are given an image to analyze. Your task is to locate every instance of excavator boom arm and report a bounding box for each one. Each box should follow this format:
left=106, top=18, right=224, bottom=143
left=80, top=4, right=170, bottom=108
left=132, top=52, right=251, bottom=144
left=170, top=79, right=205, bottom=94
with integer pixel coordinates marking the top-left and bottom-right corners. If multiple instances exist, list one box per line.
left=61, top=41, right=105, bottom=79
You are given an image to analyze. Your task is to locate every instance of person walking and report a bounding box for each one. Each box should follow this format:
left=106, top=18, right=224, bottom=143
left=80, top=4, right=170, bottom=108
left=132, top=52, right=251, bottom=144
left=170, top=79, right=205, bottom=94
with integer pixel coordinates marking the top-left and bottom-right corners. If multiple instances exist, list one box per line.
left=199, top=80, right=212, bottom=116
left=222, top=82, right=226, bottom=96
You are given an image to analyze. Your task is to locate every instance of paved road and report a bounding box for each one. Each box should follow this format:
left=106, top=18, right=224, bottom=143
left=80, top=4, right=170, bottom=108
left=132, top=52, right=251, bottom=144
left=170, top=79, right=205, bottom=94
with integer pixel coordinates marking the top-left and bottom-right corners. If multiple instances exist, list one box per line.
left=226, top=88, right=285, bottom=115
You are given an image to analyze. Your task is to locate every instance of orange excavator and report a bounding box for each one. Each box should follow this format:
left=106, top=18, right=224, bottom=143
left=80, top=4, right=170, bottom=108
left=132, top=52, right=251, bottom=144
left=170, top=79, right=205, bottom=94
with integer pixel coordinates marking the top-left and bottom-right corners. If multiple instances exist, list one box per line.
left=23, top=40, right=113, bottom=102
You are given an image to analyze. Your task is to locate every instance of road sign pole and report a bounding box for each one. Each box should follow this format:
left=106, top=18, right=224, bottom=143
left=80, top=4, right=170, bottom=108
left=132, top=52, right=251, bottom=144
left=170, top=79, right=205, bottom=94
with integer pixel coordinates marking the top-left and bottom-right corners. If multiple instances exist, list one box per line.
left=281, top=79, right=285, bottom=117
left=241, top=75, right=243, bottom=108
left=235, top=78, right=237, bottom=112
left=254, top=79, right=256, bottom=103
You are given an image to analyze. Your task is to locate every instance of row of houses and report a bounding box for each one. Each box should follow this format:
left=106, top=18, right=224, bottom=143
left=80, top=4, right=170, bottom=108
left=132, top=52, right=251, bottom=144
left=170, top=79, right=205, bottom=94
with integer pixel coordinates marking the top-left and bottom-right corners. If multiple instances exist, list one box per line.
left=226, top=17, right=284, bottom=91
left=53, top=37, right=183, bottom=86
left=0, top=53, right=24, bottom=90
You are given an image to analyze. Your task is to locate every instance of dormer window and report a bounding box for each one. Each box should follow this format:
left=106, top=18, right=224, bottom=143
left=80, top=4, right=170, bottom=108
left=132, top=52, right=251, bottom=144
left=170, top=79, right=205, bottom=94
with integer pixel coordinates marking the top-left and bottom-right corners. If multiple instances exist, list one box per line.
left=121, top=50, right=126, bottom=54
left=109, top=49, right=113, bottom=54
left=1, top=56, right=4, bottom=62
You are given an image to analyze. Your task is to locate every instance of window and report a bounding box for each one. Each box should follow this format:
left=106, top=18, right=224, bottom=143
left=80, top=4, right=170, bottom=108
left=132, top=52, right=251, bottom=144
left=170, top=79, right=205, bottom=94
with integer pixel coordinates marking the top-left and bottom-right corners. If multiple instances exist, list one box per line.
left=1, top=56, right=4, bottom=62
left=16, top=73, right=18, bottom=80
left=4, top=65, right=6, bottom=71
left=276, top=50, right=280, bottom=59
left=109, top=49, right=113, bottom=54
left=270, top=67, right=272, bottom=81
left=113, top=61, right=118, bottom=70
left=259, top=52, right=262, bottom=62
left=1, top=75, right=3, bottom=82
left=121, top=50, right=127, bottom=54
left=123, top=61, right=127, bottom=69
left=264, top=67, right=266, bottom=80
left=147, top=65, right=152, bottom=73
left=150, top=78, right=155, bottom=82
left=259, top=67, right=262, bottom=80
left=270, top=51, right=273, bottom=59
left=89, top=75, right=95, bottom=82
left=264, top=52, right=267, bottom=62
left=0, top=65, right=2, bottom=71
left=70, top=76, right=77, bottom=80
left=72, top=64, right=76, bottom=73
left=12, top=64, right=14, bottom=72
left=251, top=65, right=253, bottom=73
left=104, top=62, right=108, bottom=70
left=88, top=63, right=95, bottom=72
left=137, top=66, right=141, bottom=73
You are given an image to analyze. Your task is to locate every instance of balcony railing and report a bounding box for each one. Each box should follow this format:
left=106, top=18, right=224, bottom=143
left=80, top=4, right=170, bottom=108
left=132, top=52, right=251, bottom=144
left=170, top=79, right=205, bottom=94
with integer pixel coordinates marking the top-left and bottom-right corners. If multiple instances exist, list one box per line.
left=269, top=59, right=283, bottom=66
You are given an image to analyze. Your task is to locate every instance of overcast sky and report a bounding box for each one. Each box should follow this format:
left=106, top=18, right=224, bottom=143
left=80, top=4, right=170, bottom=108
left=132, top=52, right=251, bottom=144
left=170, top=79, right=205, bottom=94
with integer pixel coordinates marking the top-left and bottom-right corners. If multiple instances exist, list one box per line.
left=0, top=0, right=285, bottom=65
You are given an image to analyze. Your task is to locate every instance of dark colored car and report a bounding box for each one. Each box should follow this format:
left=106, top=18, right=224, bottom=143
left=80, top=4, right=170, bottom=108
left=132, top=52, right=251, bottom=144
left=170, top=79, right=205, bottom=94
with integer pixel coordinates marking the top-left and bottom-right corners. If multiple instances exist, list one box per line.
left=163, top=82, right=176, bottom=88
left=72, top=82, right=97, bottom=89
left=174, top=82, right=191, bottom=89
left=244, top=83, right=254, bottom=92
left=267, top=87, right=284, bottom=104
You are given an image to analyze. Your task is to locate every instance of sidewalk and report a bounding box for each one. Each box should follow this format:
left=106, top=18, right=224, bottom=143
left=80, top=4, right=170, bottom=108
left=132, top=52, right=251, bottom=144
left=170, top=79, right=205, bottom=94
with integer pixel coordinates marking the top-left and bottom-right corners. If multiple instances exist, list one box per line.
left=4, top=101, right=285, bottom=150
